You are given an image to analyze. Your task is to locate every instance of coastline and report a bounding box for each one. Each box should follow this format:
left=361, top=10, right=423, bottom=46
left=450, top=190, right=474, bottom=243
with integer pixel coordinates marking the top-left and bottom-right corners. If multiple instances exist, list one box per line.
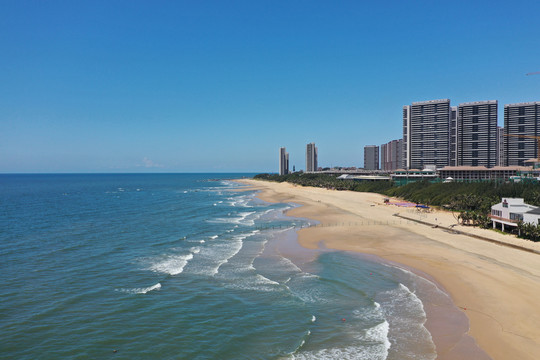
left=238, top=179, right=540, bottom=360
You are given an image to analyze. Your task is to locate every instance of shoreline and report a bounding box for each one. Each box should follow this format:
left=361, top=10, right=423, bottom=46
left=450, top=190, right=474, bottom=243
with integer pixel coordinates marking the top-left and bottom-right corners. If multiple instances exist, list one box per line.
left=238, top=179, right=540, bottom=360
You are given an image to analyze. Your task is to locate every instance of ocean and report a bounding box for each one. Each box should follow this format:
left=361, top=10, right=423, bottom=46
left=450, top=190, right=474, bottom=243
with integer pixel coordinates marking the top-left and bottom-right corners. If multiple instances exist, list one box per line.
left=1, top=173, right=442, bottom=359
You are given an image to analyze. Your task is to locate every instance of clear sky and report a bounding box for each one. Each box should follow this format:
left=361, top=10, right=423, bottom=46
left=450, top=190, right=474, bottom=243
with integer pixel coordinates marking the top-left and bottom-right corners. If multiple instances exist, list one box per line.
left=1, top=0, right=539, bottom=173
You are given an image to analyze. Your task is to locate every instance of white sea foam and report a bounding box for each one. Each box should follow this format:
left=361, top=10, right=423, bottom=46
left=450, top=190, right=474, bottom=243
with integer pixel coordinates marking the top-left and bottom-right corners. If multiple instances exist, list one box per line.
left=210, top=235, right=219, bottom=240
left=190, top=247, right=201, bottom=254
left=311, top=315, right=316, bottom=323
left=291, top=344, right=390, bottom=360
left=117, top=283, right=161, bottom=294
left=375, top=283, right=436, bottom=359
left=363, top=321, right=391, bottom=357
left=148, top=253, right=194, bottom=275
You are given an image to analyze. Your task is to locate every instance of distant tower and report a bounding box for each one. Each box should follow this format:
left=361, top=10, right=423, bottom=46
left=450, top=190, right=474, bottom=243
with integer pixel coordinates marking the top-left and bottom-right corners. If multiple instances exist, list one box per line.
left=381, top=139, right=402, bottom=171
left=364, top=145, right=380, bottom=170
left=306, top=143, right=318, bottom=172
left=279, top=147, right=289, bottom=175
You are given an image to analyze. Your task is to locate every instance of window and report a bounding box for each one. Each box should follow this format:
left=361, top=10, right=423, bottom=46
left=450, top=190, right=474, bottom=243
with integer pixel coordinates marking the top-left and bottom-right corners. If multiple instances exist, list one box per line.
left=519, top=126, right=525, bottom=132
left=519, top=151, right=525, bottom=158
left=519, top=118, right=525, bottom=124
left=472, top=143, right=478, bottom=149
left=503, top=200, right=508, bottom=208
left=519, top=107, right=526, bottom=116
left=472, top=125, right=479, bottom=132
left=472, top=151, right=479, bottom=158
left=472, top=116, right=479, bottom=123
left=519, top=143, right=525, bottom=149
left=472, top=159, right=478, bottom=166
left=510, top=213, right=523, bottom=221
left=473, top=106, right=479, bottom=115
left=472, top=134, right=479, bottom=140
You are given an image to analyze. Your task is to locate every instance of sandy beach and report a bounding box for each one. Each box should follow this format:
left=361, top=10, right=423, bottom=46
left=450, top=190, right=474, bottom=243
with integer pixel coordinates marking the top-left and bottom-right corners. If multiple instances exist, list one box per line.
left=239, top=179, right=540, bottom=360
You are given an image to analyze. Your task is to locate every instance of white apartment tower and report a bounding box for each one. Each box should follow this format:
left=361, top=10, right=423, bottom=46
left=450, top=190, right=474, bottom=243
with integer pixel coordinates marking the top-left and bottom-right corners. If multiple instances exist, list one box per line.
left=279, top=147, right=289, bottom=175
left=306, top=143, right=318, bottom=172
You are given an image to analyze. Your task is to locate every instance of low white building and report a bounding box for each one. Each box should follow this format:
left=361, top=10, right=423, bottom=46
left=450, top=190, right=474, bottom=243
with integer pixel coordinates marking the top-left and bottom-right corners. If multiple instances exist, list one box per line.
left=490, top=198, right=538, bottom=231
left=523, top=207, right=540, bottom=226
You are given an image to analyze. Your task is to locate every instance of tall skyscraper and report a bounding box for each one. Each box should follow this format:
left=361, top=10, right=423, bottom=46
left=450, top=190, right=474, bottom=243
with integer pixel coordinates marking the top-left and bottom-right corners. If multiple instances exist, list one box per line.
left=504, top=102, right=540, bottom=166
left=381, top=139, right=402, bottom=171
left=279, top=147, right=289, bottom=175
left=403, top=99, right=451, bottom=169
left=306, top=143, right=318, bottom=172
left=364, top=145, right=379, bottom=170
left=457, top=101, right=498, bottom=167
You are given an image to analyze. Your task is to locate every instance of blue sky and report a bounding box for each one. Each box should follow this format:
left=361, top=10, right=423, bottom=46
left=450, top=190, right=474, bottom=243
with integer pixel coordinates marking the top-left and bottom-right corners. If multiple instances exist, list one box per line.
left=1, top=0, right=539, bottom=173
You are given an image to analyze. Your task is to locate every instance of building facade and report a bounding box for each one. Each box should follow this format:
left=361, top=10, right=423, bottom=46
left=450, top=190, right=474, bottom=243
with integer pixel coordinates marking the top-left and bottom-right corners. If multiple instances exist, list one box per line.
left=457, top=100, right=498, bottom=167
left=403, top=99, right=451, bottom=170
left=364, top=145, right=379, bottom=170
left=504, top=102, right=540, bottom=166
left=497, top=126, right=505, bottom=166
left=450, top=106, right=458, bottom=166
left=381, top=139, right=403, bottom=171
left=279, top=147, right=289, bottom=175
left=306, top=143, right=318, bottom=172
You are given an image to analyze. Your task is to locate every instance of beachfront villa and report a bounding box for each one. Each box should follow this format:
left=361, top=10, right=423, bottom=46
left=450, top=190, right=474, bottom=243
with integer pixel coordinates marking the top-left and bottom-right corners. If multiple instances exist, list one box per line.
left=490, top=198, right=540, bottom=231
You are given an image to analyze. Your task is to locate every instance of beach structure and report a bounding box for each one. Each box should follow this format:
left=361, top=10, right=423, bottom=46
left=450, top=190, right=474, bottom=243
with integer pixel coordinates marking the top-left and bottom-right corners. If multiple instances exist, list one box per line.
left=381, top=139, right=403, bottom=171
left=457, top=101, right=498, bottom=167
left=306, top=143, right=318, bottom=172
left=490, top=198, right=538, bottom=231
left=364, top=145, right=379, bottom=170
left=279, top=147, right=289, bottom=175
left=504, top=102, right=540, bottom=166
left=438, top=165, right=538, bottom=182
left=391, top=168, right=438, bottom=185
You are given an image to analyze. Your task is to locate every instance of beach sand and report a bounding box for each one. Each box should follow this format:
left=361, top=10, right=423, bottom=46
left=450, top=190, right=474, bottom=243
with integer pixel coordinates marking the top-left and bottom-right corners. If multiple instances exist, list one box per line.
left=239, top=179, right=540, bottom=360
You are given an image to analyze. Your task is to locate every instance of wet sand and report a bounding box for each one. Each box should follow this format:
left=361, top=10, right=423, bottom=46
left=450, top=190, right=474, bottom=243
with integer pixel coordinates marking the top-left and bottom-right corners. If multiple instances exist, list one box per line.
left=239, top=179, right=540, bottom=360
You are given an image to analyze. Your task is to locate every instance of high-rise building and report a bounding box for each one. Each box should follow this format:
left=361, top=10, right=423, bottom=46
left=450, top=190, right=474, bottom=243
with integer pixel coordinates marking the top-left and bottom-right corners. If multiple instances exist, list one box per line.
left=457, top=101, right=498, bottom=167
left=306, top=143, right=318, bottom=172
left=279, top=147, right=289, bottom=175
left=504, top=102, right=540, bottom=166
left=381, top=139, right=402, bottom=171
left=449, top=106, right=458, bottom=166
left=403, top=99, right=451, bottom=169
left=364, top=145, right=379, bottom=170
left=497, top=126, right=505, bottom=166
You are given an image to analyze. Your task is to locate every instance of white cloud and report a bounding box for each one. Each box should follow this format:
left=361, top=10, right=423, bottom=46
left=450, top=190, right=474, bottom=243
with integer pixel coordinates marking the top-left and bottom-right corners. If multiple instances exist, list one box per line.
left=138, top=157, right=165, bottom=168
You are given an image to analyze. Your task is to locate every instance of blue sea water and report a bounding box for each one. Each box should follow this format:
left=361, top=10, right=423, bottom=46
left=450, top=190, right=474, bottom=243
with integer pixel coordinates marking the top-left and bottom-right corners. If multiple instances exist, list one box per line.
left=1, top=174, right=441, bottom=359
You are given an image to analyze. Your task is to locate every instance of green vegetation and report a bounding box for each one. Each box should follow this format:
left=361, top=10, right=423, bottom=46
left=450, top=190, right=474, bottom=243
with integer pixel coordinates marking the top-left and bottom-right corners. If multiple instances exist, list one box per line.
left=254, top=173, right=540, bottom=241
left=254, top=173, right=393, bottom=192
